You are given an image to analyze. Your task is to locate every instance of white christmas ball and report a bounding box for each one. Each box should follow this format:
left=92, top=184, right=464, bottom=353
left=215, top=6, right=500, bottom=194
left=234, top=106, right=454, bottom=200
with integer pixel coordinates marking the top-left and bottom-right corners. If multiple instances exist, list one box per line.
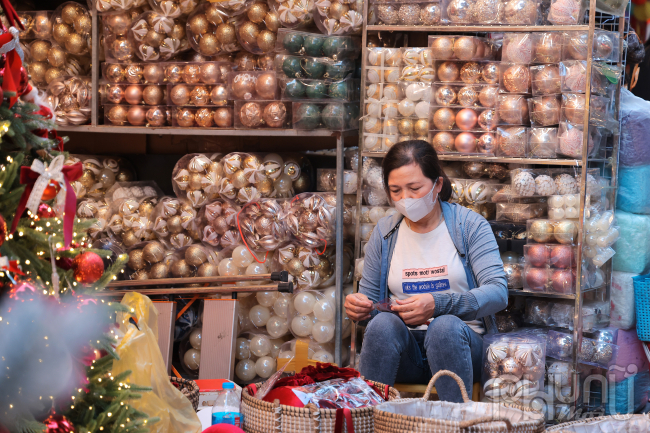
left=549, top=195, right=565, bottom=208
left=312, top=350, right=334, bottom=363
left=323, top=287, right=336, bottom=303
left=218, top=258, right=240, bottom=276
left=415, top=101, right=430, bottom=118
left=249, top=334, right=272, bottom=357
left=278, top=350, right=293, bottom=360
left=313, top=298, right=335, bottom=322
left=291, top=314, right=314, bottom=337
left=235, top=359, right=256, bottom=381
left=263, top=153, right=284, bottom=167
left=360, top=224, right=374, bottom=242
left=270, top=338, right=284, bottom=358
left=294, top=291, right=317, bottom=315
left=365, top=166, right=384, bottom=190
left=235, top=337, right=250, bottom=360
left=564, top=194, right=578, bottom=207
left=406, top=83, right=425, bottom=101
left=266, top=315, right=289, bottom=338
left=366, top=101, right=381, bottom=118
left=548, top=207, right=565, bottom=220
left=343, top=171, right=358, bottom=194
left=364, top=135, right=380, bottom=151
left=513, top=171, right=536, bottom=197
left=369, top=206, right=386, bottom=223
left=312, top=321, right=335, bottom=343
left=232, top=246, right=255, bottom=268
left=555, top=174, right=579, bottom=195
left=398, top=99, right=416, bottom=117
left=565, top=207, right=578, bottom=218
left=247, top=262, right=268, bottom=278
left=255, top=356, right=276, bottom=379
left=535, top=175, right=557, bottom=196
left=189, top=328, right=202, bottom=350
left=249, top=305, right=271, bottom=327
left=273, top=293, right=291, bottom=318
left=257, top=291, right=278, bottom=307
left=183, top=348, right=201, bottom=370
left=367, top=187, right=388, bottom=206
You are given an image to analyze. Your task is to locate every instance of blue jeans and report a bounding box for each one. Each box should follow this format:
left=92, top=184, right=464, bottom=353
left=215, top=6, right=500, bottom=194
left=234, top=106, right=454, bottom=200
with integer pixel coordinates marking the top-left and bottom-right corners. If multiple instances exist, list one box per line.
left=359, top=312, right=483, bottom=403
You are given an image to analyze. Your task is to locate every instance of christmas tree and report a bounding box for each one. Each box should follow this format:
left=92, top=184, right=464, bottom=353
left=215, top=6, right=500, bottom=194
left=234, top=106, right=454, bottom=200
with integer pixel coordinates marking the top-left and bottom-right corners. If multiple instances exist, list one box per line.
left=0, top=4, right=156, bottom=433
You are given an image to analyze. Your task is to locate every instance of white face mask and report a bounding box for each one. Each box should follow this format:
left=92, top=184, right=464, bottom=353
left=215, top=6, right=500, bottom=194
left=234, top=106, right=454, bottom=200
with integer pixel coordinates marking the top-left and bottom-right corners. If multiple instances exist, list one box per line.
left=394, top=180, right=439, bottom=223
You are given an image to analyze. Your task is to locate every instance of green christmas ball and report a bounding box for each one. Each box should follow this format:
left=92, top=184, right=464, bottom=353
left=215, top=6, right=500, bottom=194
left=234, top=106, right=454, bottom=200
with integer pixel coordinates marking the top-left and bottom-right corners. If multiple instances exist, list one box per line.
left=283, top=33, right=304, bottom=54
left=303, top=35, right=325, bottom=57
left=324, top=59, right=353, bottom=80
left=321, top=103, right=345, bottom=130
left=282, top=56, right=303, bottom=78
left=284, top=79, right=306, bottom=98
left=322, top=37, right=348, bottom=59
left=328, top=80, right=348, bottom=99
left=306, top=80, right=327, bottom=99
left=295, top=103, right=321, bottom=130
left=301, top=58, right=326, bottom=79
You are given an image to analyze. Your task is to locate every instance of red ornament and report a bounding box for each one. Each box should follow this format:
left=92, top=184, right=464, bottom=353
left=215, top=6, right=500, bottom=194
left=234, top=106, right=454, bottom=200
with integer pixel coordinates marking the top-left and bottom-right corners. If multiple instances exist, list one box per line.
left=525, top=267, right=548, bottom=291
left=38, top=203, right=56, bottom=218
left=0, top=214, right=6, bottom=247
left=551, top=269, right=573, bottom=293
left=525, top=244, right=549, bottom=267
left=550, top=245, right=573, bottom=269
left=17, top=66, right=28, bottom=96
left=41, top=180, right=61, bottom=201
left=43, top=413, right=75, bottom=433
left=55, top=256, right=73, bottom=270
left=72, top=251, right=104, bottom=284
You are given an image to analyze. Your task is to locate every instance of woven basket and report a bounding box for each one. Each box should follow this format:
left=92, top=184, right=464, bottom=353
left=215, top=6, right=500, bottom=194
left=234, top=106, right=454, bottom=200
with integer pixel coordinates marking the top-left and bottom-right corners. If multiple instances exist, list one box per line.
left=373, top=370, right=545, bottom=433
left=170, top=376, right=200, bottom=411
left=241, top=379, right=400, bottom=433
left=547, top=414, right=650, bottom=432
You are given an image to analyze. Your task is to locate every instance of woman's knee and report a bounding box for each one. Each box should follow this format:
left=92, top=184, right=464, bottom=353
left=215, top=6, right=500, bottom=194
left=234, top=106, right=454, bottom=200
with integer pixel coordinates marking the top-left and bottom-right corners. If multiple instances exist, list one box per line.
left=425, top=315, right=469, bottom=345
left=364, top=313, right=408, bottom=346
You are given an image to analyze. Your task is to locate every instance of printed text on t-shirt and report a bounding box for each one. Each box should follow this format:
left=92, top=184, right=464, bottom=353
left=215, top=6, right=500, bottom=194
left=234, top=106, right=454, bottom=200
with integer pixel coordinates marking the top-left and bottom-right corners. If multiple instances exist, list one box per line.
left=402, top=266, right=448, bottom=279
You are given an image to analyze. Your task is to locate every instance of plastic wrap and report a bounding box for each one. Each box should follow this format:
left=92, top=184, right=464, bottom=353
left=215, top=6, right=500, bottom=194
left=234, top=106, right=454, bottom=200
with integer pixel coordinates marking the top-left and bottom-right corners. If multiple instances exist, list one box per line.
left=547, top=330, right=619, bottom=368
left=293, top=377, right=385, bottom=408
left=273, top=243, right=335, bottom=290
left=372, top=2, right=442, bottom=26
left=284, top=192, right=337, bottom=249
left=234, top=332, right=280, bottom=383
left=276, top=29, right=361, bottom=59
left=527, top=218, right=578, bottom=244
left=499, top=64, right=531, bottom=94
left=530, top=64, right=561, bottom=96
left=102, top=62, right=233, bottom=85
left=610, top=271, right=637, bottom=330
left=428, top=36, right=496, bottom=61
left=113, top=293, right=202, bottom=433
left=129, top=10, right=189, bottom=61
left=619, top=89, right=650, bottom=168
left=497, top=94, right=530, bottom=125
left=281, top=77, right=360, bottom=101
left=293, top=101, right=360, bottom=130
left=547, top=0, right=584, bottom=25
left=185, top=4, right=238, bottom=57
left=152, top=197, right=201, bottom=250
left=280, top=54, right=355, bottom=80
left=612, top=210, right=650, bottom=273
left=171, top=153, right=223, bottom=208
left=237, top=198, right=291, bottom=252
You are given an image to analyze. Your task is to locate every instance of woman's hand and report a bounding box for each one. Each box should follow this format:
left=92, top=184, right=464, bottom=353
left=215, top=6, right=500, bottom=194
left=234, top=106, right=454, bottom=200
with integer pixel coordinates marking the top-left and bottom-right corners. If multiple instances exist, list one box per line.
left=345, top=293, right=373, bottom=322
left=392, top=294, right=436, bottom=325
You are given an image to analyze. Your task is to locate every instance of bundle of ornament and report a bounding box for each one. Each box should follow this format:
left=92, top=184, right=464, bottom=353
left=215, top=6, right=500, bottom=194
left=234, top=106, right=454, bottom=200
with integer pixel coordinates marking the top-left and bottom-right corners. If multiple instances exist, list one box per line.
left=236, top=2, right=282, bottom=54
left=26, top=38, right=90, bottom=87
left=46, top=76, right=91, bottom=126
left=129, top=10, right=190, bottom=61
left=199, top=198, right=241, bottom=249
left=51, top=2, right=91, bottom=55
left=152, top=197, right=202, bottom=249
left=93, top=0, right=149, bottom=13
left=314, top=0, right=363, bottom=35
left=273, top=243, right=333, bottom=290
left=101, top=7, right=147, bottom=62
left=17, top=11, right=53, bottom=40
left=237, top=198, right=291, bottom=254
left=284, top=192, right=336, bottom=250
left=186, top=3, right=240, bottom=56
left=172, top=153, right=223, bottom=208
left=218, top=152, right=290, bottom=205
left=107, top=193, right=161, bottom=248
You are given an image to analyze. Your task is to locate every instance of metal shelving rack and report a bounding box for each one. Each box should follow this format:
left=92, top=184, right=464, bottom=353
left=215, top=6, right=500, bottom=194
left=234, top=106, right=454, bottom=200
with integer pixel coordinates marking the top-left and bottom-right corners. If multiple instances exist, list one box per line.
left=351, top=0, right=628, bottom=418
left=52, top=4, right=361, bottom=368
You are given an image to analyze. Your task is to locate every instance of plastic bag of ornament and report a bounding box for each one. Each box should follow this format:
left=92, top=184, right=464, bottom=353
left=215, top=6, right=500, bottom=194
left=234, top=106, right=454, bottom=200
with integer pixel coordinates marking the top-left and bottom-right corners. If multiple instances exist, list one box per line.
left=171, top=153, right=223, bottom=209
left=528, top=127, right=559, bottom=159
left=151, top=197, right=202, bottom=250
left=67, top=154, right=135, bottom=200
left=547, top=330, right=618, bottom=368
left=314, top=0, right=363, bottom=35
left=234, top=3, right=281, bottom=55
left=481, top=332, right=546, bottom=406
left=373, top=3, right=442, bottom=26
left=77, top=197, right=111, bottom=238
left=291, top=377, right=385, bottom=409
left=283, top=193, right=336, bottom=250
left=591, top=62, right=622, bottom=97
left=268, top=0, right=316, bottom=30
left=219, top=152, right=292, bottom=205
left=273, top=244, right=329, bottom=291
left=113, top=292, right=203, bottom=433
left=129, top=10, right=190, bottom=61
left=556, top=123, right=601, bottom=159
left=528, top=95, right=560, bottom=127
left=275, top=29, right=362, bottom=59
left=317, top=169, right=358, bottom=194
left=497, top=95, right=530, bottom=126
left=234, top=332, right=282, bottom=383
left=105, top=181, right=163, bottom=205
left=17, top=10, right=53, bottom=40
left=51, top=2, right=91, bottom=55
left=236, top=198, right=291, bottom=254
left=186, top=3, right=240, bottom=57
left=496, top=202, right=546, bottom=222
left=124, top=240, right=175, bottom=280
left=107, top=195, right=161, bottom=248
left=101, top=10, right=139, bottom=62
left=530, top=64, right=561, bottom=96
left=198, top=199, right=242, bottom=250
left=46, top=76, right=92, bottom=126
left=547, top=0, right=585, bottom=25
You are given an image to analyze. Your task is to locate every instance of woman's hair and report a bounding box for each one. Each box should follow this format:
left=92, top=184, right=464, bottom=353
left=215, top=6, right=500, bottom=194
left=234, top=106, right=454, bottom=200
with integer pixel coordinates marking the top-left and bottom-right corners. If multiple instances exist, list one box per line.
left=382, top=140, right=452, bottom=202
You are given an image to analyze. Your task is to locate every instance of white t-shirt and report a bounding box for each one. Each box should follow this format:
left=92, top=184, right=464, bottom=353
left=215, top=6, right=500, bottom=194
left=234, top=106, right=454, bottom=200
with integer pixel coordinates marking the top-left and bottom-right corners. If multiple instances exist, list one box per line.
left=387, top=218, right=485, bottom=334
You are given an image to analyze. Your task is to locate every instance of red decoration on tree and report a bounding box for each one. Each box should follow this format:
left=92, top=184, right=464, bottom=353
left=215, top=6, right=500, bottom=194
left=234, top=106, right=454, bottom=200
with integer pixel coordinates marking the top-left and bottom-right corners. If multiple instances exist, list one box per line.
left=38, top=203, right=56, bottom=218
left=0, top=214, right=6, bottom=247
left=72, top=251, right=104, bottom=284
left=43, top=413, right=75, bottom=433
left=41, top=180, right=61, bottom=201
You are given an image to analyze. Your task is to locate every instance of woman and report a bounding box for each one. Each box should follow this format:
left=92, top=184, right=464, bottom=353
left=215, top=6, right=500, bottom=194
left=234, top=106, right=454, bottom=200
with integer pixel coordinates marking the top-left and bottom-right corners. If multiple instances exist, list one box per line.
left=345, top=140, right=507, bottom=402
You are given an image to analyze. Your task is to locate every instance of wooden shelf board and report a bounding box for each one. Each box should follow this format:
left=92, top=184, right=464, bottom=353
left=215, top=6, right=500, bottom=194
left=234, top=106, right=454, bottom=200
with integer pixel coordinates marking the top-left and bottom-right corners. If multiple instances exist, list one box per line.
left=367, top=24, right=590, bottom=32
left=58, top=125, right=359, bottom=137
left=361, top=152, right=585, bottom=166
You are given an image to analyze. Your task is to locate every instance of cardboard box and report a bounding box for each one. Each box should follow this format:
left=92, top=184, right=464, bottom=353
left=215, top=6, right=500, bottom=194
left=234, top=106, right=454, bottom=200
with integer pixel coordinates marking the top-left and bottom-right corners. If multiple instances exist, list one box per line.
left=199, top=299, right=239, bottom=380
left=153, top=301, right=176, bottom=375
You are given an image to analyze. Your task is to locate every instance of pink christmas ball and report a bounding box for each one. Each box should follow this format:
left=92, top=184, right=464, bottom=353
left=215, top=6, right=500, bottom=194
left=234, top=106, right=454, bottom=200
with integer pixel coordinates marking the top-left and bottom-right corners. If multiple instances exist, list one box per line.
left=525, top=267, right=548, bottom=291
left=456, top=108, right=478, bottom=131
left=526, top=244, right=549, bottom=267
left=551, top=269, right=573, bottom=293
left=550, top=245, right=573, bottom=269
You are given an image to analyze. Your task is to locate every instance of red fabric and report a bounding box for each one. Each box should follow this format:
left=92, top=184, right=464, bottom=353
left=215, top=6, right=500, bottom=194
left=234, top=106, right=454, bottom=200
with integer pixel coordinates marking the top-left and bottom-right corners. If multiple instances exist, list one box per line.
left=0, top=31, right=23, bottom=108
left=0, top=0, right=22, bottom=30
left=10, top=161, right=83, bottom=247
left=202, top=425, right=245, bottom=433
left=273, top=363, right=360, bottom=388
left=262, top=386, right=308, bottom=407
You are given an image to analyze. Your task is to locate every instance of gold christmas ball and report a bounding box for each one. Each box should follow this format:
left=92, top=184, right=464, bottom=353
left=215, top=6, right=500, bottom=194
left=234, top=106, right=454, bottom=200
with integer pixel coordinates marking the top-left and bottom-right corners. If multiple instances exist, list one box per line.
left=79, top=169, right=96, bottom=190
left=45, top=67, right=63, bottom=84
left=498, top=126, right=527, bottom=156
left=61, top=4, right=80, bottom=25
left=248, top=3, right=269, bottom=23
left=214, top=107, right=233, bottom=127
left=535, top=32, right=562, bottom=63
left=195, top=108, right=214, bottom=127
left=31, top=40, right=51, bottom=62
left=65, top=33, right=86, bottom=55
left=398, top=118, right=414, bottom=135
left=167, top=215, right=183, bottom=234
left=287, top=257, right=305, bottom=276
left=197, top=262, right=218, bottom=277
left=171, top=259, right=192, bottom=277
left=481, top=62, right=499, bottom=84
left=185, top=245, right=208, bottom=266
left=314, top=257, right=332, bottom=278
left=28, top=62, right=48, bottom=84
left=563, top=94, right=585, bottom=124
left=190, top=86, right=210, bottom=105
left=112, top=37, right=134, bottom=61
left=143, top=241, right=165, bottom=263
left=199, top=33, right=221, bottom=56
left=498, top=95, right=529, bottom=124
left=210, top=85, right=228, bottom=105
left=165, top=64, right=183, bottom=83
left=460, top=62, right=481, bottom=83
left=183, top=64, right=201, bottom=84
left=144, top=29, right=165, bottom=48
left=479, top=86, right=498, bottom=107
left=124, top=65, right=143, bottom=84
left=171, top=84, right=190, bottom=105
left=34, top=14, right=53, bottom=39
left=453, top=36, right=477, bottom=60
left=47, top=46, right=67, bottom=68
left=128, top=248, right=146, bottom=270
left=139, top=200, right=155, bottom=218
left=239, top=21, right=260, bottom=45
left=52, top=22, right=72, bottom=46
left=503, top=64, right=530, bottom=93
left=216, top=23, right=236, bottom=45
left=433, top=131, right=455, bottom=153
left=189, top=172, right=203, bottom=190
left=18, top=14, right=34, bottom=38
left=74, top=14, right=91, bottom=35
left=532, top=65, right=561, bottom=95
left=132, top=269, right=149, bottom=280
left=257, top=178, right=273, bottom=195
left=531, top=96, right=560, bottom=125
left=105, top=64, right=125, bottom=83
left=414, top=119, right=429, bottom=136
left=149, top=262, right=169, bottom=279
left=107, top=105, right=128, bottom=125
left=433, top=107, right=456, bottom=130
left=206, top=4, right=224, bottom=25
left=437, top=61, right=460, bottom=82
left=235, top=51, right=257, bottom=70
left=265, top=12, right=280, bottom=32
left=170, top=23, right=186, bottom=40
left=257, top=30, right=276, bottom=52
left=142, top=85, right=164, bottom=105
left=530, top=219, right=554, bottom=242
left=106, top=12, right=130, bottom=36
left=189, top=14, right=210, bottom=35
left=199, top=63, right=220, bottom=83
left=330, top=1, right=350, bottom=19
left=458, top=86, right=479, bottom=106
left=146, top=107, right=167, bottom=126
left=116, top=170, right=134, bottom=182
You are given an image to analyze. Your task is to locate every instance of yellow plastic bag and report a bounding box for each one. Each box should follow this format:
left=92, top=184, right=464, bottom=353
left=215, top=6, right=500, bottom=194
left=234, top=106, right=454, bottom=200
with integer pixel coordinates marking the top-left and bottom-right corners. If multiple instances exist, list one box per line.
left=112, top=292, right=202, bottom=433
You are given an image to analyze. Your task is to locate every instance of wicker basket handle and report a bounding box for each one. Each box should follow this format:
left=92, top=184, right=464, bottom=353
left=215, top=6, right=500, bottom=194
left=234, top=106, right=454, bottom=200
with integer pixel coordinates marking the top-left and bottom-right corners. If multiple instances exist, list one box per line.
left=422, top=370, right=470, bottom=403
left=458, top=416, right=514, bottom=431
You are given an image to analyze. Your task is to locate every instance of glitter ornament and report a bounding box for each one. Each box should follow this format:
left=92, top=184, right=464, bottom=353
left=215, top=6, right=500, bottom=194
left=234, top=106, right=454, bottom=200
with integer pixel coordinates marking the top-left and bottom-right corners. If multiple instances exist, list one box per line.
left=565, top=32, right=588, bottom=60
left=504, top=34, right=532, bottom=63
left=503, top=64, right=530, bottom=93
left=447, top=0, right=474, bottom=23
left=437, top=62, right=460, bottom=82
left=526, top=267, right=548, bottom=291
left=73, top=251, right=105, bottom=284
left=398, top=4, right=421, bottom=25
left=433, top=132, right=455, bottom=153
left=376, top=4, right=399, bottom=24
left=458, top=86, right=479, bottom=106
left=562, top=62, right=587, bottom=93
left=504, top=0, right=538, bottom=23
left=497, top=95, right=529, bottom=124
left=481, top=63, right=499, bottom=84
left=526, top=244, right=549, bottom=267
left=478, top=109, right=498, bottom=131
left=433, top=107, right=456, bottom=130
left=550, top=245, right=572, bottom=268
left=548, top=0, right=582, bottom=25
left=533, top=32, right=562, bottom=63
left=498, top=127, right=527, bottom=157
left=479, top=86, right=498, bottom=107
left=420, top=3, right=441, bottom=24
left=460, top=62, right=481, bottom=83
left=513, top=171, right=536, bottom=196
left=555, top=174, right=578, bottom=195
left=535, top=175, right=556, bottom=196
left=431, top=37, right=454, bottom=59
left=531, top=96, right=560, bottom=126
left=454, top=37, right=477, bottom=61
left=435, top=85, right=457, bottom=105
left=471, top=0, right=504, bottom=23
left=554, top=219, right=577, bottom=244
left=551, top=269, right=573, bottom=293
left=593, top=343, right=614, bottom=365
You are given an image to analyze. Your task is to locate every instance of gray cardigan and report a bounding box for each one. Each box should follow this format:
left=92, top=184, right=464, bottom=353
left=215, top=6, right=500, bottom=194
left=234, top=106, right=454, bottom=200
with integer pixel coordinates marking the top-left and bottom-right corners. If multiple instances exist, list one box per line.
left=359, top=201, right=508, bottom=334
